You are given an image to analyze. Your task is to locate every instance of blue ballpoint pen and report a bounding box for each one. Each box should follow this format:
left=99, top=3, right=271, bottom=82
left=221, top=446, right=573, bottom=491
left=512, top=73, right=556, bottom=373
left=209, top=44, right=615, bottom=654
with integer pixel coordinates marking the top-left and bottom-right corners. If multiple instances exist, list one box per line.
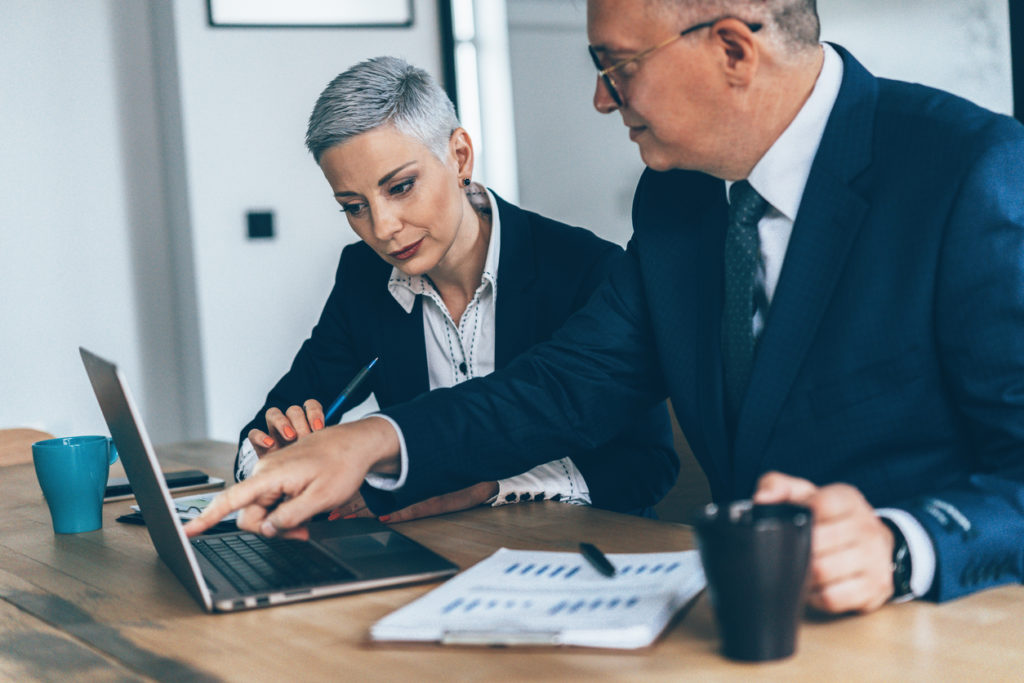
left=324, top=357, right=379, bottom=425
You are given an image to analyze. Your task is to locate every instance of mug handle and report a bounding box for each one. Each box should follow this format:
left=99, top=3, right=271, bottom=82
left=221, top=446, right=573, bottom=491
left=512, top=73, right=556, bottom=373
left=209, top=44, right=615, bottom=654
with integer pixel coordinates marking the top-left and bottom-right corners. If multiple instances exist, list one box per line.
left=106, top=438, right=119, bottom=465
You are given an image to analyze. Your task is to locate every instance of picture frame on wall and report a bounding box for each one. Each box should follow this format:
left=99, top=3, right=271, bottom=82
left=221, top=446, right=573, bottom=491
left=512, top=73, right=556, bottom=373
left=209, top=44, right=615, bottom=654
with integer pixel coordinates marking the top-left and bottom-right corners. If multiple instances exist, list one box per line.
left=207, top=0, right=414, bottom=28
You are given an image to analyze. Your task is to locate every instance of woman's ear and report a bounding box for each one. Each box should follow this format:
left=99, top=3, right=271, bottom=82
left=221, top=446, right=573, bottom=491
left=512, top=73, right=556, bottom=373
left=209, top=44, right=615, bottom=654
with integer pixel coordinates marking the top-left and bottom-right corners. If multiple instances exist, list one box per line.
left=449, top=127, right=475, bottom=181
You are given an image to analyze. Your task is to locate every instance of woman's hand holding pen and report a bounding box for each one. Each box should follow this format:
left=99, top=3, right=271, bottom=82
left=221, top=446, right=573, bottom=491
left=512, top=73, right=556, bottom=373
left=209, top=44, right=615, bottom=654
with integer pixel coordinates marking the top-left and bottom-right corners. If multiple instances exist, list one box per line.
left=249, top=399, right=327, bottom=457
left=250, top=357, right=379, bottom=458
left=250, top=398, right=369, bottom=523
left=244, top=396, right=499, bottom=527
left=246, top=400, right=499, bottom=525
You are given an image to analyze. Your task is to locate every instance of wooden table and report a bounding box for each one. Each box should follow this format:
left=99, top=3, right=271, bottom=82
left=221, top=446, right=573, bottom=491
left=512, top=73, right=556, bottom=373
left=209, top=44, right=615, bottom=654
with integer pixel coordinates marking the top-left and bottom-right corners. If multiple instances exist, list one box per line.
left=2, top=441, right=1022, bottom=681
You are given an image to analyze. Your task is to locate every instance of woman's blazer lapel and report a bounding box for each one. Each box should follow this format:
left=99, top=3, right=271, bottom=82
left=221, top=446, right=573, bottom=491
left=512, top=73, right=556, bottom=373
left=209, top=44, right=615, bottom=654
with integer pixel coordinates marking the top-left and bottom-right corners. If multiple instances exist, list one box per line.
left=371, top=277, right=432, bottom=407
left=492, top=195, right=539, bottom=368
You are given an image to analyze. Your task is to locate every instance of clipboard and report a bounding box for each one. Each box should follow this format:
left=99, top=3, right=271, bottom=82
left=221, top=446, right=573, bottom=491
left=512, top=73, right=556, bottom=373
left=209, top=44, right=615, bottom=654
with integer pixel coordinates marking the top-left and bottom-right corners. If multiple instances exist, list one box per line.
left=371, top=547, right=706, bottom=649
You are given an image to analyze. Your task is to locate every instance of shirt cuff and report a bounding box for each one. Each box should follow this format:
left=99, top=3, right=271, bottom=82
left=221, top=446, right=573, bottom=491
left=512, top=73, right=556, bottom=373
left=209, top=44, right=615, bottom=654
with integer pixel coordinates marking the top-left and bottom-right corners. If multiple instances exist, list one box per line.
left=236, top=438, right=258, bottom=482
left=361, top=414, right=409, bottom=492
left=491, top=457, right=591, bottom=507
left=877, top=507, right=937, bottom=600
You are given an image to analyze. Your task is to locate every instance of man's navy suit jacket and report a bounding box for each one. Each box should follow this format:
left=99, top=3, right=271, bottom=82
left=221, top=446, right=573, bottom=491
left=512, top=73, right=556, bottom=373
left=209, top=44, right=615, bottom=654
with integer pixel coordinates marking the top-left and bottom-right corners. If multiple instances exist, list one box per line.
left=381, top=47, right=1024, bottom=601
left=238, top=193, right=678, bottom=515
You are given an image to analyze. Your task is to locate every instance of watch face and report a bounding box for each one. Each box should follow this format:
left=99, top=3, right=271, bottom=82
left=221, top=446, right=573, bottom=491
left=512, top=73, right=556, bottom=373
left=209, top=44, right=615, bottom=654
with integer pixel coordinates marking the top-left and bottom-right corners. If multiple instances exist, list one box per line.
left=883, top=518, right=913, bottom=599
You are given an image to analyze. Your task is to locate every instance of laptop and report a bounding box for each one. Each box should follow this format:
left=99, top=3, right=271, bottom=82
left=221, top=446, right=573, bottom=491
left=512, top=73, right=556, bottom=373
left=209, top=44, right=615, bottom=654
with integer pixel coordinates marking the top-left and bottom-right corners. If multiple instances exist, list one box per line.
left=80, top=347, right=458, bottom=612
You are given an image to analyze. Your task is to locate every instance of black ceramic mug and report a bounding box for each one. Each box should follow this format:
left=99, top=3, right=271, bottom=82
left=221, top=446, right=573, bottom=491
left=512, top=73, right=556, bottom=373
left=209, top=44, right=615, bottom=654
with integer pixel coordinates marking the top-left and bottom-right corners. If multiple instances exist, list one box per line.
left=693, top=500, right=812, bottom=662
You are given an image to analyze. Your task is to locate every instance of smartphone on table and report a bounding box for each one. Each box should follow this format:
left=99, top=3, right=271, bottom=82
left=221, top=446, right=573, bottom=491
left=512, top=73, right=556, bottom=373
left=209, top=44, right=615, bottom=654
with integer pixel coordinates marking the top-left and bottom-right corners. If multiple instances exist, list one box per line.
left=104, top=469, right=225, bottom=502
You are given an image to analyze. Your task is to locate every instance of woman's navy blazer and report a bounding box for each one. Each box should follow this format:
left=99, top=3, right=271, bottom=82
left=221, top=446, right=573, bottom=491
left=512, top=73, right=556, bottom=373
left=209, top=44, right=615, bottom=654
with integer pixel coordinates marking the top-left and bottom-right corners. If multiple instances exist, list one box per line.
left=238, top=191, right=678, bottom=515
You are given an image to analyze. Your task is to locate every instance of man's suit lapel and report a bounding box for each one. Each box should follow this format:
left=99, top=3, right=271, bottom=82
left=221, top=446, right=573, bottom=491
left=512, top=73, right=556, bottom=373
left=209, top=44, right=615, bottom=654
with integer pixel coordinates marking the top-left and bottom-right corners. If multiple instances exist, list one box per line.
left=493, top=196, right=539, bottom=367
left=691, top=191, right=733, bottom=498
left=732, top=47, right=877, bottom=493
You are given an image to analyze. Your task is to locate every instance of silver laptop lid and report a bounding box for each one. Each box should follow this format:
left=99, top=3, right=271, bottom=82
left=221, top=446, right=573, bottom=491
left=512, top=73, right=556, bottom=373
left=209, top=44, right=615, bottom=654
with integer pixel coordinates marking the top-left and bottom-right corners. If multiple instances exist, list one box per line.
left=80, top=347, right=214, bottom=611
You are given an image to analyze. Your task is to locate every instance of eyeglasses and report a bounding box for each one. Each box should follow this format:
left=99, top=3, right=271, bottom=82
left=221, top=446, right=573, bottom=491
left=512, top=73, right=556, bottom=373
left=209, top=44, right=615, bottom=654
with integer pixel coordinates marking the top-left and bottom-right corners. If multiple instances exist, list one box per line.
left=588, top=17, right=763, bottom=107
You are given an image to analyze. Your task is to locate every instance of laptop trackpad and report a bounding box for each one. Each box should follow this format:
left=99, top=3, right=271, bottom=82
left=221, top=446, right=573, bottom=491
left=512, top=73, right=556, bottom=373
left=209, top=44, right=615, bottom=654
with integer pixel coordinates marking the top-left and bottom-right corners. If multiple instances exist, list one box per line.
left=316, top=530, right=449, bottom=577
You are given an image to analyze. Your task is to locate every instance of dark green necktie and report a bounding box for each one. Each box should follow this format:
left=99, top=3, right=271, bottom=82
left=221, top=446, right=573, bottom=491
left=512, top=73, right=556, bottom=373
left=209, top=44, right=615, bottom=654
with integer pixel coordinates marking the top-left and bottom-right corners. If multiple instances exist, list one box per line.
left=722, top=180, right=768, bottom=427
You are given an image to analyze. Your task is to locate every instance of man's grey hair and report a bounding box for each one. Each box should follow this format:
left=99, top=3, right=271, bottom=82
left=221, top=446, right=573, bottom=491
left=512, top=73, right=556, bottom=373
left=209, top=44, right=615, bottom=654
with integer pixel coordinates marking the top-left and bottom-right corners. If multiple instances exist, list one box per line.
left=306, top=56, right=460, bottom=164
left=648, top=0, right=820, bottom=49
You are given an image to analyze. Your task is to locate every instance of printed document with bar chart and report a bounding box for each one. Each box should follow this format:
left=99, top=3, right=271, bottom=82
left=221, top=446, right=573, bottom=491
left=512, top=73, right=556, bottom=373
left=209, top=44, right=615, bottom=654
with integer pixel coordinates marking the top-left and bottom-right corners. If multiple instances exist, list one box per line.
left=371, top=547, right=706, bottom=648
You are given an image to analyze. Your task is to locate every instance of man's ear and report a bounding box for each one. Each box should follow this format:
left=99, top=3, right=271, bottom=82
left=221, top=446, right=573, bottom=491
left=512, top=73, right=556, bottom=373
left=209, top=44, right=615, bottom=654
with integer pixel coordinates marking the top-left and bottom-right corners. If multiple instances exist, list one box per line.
left=710, top=18, right=760, bottom=87
left=449, top=127, right=475, bottom=179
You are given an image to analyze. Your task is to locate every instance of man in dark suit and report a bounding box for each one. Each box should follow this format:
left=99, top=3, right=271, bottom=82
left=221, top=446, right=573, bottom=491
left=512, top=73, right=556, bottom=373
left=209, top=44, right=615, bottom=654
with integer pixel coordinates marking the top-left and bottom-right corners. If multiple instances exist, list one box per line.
left=188, top=0, right=1024, bottom=614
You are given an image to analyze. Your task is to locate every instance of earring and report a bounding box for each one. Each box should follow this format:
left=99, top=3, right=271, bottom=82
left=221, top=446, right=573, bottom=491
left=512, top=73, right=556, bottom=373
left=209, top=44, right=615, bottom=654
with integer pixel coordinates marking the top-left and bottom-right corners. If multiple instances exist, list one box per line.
left=462, top=177, right=471, bottom=187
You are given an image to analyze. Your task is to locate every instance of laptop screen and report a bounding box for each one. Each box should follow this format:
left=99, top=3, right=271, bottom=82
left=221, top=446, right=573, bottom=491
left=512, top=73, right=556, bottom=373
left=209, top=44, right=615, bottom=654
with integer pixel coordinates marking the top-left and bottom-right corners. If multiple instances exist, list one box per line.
left=80, top=347, right=214, bottom=609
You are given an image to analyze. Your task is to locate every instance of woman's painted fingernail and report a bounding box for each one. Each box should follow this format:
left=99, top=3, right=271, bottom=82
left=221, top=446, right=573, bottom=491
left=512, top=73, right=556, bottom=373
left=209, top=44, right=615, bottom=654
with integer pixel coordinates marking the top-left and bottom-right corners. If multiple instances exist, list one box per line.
left=343, top=513, right=358, bottom=520
left=378, top=515, right=391, bottom=523
left=328, top=509, right=341, bottom=521
left=313, top=418, right=324, bottom=431
left=283, top=426, right=296, bottom=439
left=262, top=436, right=274, bottom=447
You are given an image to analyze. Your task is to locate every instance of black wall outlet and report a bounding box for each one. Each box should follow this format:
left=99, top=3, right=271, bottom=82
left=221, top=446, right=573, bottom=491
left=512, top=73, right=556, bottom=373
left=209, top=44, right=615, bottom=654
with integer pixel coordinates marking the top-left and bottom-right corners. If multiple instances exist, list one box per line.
left=247, top=211, right=274, bottom=239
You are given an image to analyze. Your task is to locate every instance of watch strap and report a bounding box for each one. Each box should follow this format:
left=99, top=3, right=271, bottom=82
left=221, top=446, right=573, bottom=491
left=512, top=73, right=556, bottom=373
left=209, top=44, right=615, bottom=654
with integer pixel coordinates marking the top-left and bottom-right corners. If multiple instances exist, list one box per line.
left=880, top=516, right=914, bottom=600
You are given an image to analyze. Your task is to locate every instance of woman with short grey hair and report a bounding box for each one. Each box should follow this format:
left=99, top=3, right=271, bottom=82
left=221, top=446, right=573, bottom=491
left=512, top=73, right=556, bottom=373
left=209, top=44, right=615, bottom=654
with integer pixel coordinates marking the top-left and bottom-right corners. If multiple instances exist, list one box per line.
left=306, top=56, right=459, bottom=164
left=234, top=56, right=678, bottom=521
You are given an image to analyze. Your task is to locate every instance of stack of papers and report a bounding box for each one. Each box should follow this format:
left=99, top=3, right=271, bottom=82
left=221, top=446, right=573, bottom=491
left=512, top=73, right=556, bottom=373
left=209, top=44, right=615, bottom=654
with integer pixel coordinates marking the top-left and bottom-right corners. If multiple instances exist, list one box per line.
left=371, top=547, right=705, bottom=649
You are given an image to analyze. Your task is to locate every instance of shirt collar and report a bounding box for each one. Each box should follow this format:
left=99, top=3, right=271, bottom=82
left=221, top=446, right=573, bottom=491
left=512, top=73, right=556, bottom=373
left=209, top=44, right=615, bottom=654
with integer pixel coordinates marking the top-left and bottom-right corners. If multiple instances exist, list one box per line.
left=387, top=187, right=502, bottom=313
left=727, top=43, right=844, bottom=219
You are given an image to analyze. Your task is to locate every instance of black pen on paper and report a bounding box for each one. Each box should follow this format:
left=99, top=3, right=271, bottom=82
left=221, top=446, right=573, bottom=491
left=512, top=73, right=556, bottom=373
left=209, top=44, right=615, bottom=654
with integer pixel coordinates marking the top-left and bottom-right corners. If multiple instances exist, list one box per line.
left=579, top=542, right=616, bottom=578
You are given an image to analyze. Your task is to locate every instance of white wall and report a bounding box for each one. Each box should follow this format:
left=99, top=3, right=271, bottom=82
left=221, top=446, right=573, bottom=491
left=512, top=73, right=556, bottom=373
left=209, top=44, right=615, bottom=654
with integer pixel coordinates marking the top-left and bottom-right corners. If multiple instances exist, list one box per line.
left=507, top=0, right=642, bottom=247
left=166, top=0, right=444, bottom=441
left=505, top=0, right=1014, bottom=248
left=818, top=0, right=1012, bottom=116
left=0, top=1, right=180, bottom=441
left=1, top=0, right=444, bottom=445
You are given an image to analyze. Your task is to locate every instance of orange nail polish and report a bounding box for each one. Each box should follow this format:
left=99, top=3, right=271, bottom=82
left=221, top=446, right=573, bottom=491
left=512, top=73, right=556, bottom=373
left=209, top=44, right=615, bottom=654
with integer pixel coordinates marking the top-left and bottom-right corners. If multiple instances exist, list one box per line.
left=283, top=426, right=296, bottom=439
left=343, top=513, right=358, bottom=520
left=328, top=509, right=341, bottom=521
left=262, top=436, right=274, bottom=447
left=378, top=515, right=391, bottom=523
left=313, top=418, right=324, bottom=431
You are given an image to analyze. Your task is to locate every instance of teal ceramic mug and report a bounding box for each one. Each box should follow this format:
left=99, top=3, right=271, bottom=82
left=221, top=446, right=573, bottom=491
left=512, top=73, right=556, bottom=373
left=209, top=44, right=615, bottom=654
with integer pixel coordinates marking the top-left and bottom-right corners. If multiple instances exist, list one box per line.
left=31, top=435, right=119, bottom=534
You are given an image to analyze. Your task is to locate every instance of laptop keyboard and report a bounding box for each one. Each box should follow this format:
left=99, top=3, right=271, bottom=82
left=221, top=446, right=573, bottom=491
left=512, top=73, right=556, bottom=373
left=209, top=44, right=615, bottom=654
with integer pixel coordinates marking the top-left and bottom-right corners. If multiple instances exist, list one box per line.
left=192, top=533, right=355, bottom=594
